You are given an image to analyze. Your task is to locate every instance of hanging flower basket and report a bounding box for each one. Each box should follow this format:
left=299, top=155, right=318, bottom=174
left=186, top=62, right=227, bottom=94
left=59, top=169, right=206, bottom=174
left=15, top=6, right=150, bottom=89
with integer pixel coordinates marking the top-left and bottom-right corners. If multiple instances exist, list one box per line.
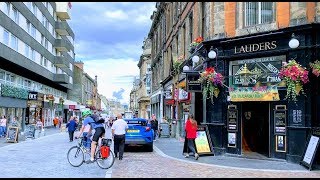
left=198, top=67, right=224, bottom=103
left=279, top=60, right=309, bottom=101
left=309, top=60, right=320, bottom=77
left=173, top=55, right=184, bottom=75
left=189, top=36, right=204, bottom=54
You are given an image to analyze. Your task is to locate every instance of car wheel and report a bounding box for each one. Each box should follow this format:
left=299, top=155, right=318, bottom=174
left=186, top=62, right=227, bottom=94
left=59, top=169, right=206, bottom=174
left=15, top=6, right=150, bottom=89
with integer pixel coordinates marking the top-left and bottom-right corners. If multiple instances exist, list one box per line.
left=145, top=142, right=153, bottom=152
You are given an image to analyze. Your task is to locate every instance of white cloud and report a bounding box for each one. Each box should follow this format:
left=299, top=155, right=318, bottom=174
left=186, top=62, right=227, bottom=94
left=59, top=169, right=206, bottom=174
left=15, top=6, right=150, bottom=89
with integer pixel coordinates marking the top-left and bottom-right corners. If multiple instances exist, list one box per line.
left=82, top=58, right=139, bottom=104
left=104, top=10, right=128, bottom=20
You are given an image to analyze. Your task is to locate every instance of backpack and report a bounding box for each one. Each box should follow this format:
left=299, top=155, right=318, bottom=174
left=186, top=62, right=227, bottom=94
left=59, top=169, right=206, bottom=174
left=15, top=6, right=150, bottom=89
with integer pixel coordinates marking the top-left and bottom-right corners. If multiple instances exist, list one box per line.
left=90, top=114, right=105, bottom=124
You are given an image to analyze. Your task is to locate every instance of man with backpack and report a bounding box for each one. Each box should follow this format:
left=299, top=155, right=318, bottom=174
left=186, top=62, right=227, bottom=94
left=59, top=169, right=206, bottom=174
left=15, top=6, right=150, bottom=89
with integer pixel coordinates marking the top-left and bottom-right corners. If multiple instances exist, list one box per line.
left=77, top=109, right=105, bottom=164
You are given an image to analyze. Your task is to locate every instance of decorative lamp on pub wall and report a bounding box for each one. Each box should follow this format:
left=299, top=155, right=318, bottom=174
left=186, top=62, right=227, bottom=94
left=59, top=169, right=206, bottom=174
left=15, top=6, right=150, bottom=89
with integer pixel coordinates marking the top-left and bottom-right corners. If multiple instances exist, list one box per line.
left=288, top=33, right=299, bottom=49
left=238, top=64, right=253, bottom=86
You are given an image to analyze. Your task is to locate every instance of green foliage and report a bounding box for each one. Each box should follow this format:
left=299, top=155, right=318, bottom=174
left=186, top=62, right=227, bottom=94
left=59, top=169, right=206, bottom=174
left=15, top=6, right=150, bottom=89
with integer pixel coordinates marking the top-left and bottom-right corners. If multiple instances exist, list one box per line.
left=173, top=61, right=182, bottom=75
left=1, top=84, right=28, bottom=99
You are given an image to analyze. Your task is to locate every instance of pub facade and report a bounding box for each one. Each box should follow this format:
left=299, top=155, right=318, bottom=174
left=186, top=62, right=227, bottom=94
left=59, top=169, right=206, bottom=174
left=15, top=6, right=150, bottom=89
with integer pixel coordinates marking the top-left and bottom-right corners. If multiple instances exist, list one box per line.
left=196, top=23, right=320, bottom=164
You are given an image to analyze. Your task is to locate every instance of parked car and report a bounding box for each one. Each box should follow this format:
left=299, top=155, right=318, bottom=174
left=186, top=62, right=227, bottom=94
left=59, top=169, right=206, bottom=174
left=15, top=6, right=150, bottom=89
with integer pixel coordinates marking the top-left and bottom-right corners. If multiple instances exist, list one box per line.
left=124, top=118, right=154, bottom=152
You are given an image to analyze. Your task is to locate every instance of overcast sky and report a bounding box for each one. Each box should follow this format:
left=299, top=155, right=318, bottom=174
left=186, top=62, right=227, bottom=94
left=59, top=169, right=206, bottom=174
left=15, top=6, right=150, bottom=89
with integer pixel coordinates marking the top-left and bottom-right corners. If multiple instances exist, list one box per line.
left=68, top=2, right=156, bottom=104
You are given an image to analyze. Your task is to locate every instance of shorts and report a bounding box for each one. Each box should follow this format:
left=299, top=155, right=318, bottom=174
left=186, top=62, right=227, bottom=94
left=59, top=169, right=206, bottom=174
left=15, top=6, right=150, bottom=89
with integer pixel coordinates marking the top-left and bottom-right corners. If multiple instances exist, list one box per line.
left=92, top=127, right=105, bottom=142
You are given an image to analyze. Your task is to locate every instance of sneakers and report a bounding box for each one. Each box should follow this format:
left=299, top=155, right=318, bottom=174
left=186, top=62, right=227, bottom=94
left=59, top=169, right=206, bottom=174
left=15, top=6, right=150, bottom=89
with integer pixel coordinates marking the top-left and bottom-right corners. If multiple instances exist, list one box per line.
left=184, top=154, right=189, bottom=158
left=194, top=153, right=199, bottom=160
left=85, top=159, right=95, bottom=164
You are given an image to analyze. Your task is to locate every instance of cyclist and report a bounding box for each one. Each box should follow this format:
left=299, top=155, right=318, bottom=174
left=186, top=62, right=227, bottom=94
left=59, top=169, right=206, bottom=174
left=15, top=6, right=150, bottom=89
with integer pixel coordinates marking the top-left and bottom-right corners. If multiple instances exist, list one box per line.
left=77, top=110, right=105, bottom=164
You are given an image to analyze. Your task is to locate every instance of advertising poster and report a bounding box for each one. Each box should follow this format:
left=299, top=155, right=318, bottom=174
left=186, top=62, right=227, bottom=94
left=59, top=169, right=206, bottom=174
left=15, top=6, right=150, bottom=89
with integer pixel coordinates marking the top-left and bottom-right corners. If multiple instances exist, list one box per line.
left=195, top=130, right=211, bottom=153
left=228, top=133, right=236, bottom=148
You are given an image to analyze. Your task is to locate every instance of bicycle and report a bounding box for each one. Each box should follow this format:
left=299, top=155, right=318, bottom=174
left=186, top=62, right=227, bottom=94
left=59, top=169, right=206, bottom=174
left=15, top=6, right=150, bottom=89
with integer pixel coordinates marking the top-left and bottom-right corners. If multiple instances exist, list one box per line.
left=67, top=136, right=115, bottom=169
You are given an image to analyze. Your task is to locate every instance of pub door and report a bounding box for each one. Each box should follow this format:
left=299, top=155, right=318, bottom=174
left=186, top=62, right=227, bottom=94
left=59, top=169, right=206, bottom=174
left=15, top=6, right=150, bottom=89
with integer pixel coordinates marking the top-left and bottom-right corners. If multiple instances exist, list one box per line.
left=241, top=102, right=270, bottom=158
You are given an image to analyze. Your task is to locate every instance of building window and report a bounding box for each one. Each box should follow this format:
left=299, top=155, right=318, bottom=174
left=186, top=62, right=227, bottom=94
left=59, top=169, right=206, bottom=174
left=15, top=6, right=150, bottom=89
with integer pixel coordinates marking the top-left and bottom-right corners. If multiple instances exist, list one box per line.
left=25, top=44, right=30, bottom=58
left=189, top=12, right=193, bottom=45
left=10, top=34, right=18, bottom=51
left=244, top=2, right=274, bottom=27
left=3, top=30, right=9, bottom=46
left=32, top=3, right=37, bottom=16
left=12, top=7, right=19, bottom=24
left=31, top=25, right=36, bottom=38
left=3, top=2, right=10, bottom=15
left=0, top=71, right=4, bottom=80
left=26, top=20, right=31, bottom=34
left=31, top=49, right=35, bottom=61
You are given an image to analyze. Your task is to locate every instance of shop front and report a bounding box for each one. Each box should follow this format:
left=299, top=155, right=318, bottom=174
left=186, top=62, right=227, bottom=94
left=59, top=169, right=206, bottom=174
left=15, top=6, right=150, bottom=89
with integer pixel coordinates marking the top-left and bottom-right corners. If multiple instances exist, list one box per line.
left=26, top=91, right=44, bottom=125
left=0, top=96, right=26, bottom=132
left=200, top=24, right=320, bottom=164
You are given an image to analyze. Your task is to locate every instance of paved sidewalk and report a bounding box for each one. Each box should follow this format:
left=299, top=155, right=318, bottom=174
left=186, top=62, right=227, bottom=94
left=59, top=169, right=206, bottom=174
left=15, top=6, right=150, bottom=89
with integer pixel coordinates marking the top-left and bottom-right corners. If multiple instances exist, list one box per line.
left=154, top=137, right=315, bottom=171
left=0, top=127, right=63, bottom=148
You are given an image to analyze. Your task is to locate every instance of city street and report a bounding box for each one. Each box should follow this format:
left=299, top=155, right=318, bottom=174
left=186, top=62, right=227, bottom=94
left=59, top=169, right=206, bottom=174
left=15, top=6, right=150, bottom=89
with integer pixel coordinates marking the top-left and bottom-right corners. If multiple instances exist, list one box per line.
left=0, top=128, right=319, bottom=178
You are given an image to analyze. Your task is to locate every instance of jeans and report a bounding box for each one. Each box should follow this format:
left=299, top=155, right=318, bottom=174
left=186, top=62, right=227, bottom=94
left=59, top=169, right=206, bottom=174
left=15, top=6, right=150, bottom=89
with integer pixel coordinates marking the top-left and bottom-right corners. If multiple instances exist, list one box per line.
left=83, top=132, right=92, bottom=149
left=186, top=138, right=197, bottom=155
left=114, top=134, right=125, bottom=158
left=153, top=129, right=158, bottom=140
left=0, top=126, right=6, bottom=137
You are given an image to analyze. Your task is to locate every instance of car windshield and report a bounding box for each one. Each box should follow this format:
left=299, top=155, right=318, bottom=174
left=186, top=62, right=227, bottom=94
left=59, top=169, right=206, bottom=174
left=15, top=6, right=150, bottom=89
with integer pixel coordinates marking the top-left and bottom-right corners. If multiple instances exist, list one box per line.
left=125, top=120, right=147, bottom=126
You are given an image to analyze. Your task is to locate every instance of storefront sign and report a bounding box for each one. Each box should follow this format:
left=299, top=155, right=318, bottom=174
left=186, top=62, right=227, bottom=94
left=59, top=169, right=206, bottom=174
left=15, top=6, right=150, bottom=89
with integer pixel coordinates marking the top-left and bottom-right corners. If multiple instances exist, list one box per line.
left=27, top=100, right=43, bottom=108
left=186, top=72, right=202, bottom=92
left=274, top=110, right=286, bottom=135
left=229, top=86, right=280, bottom=102
left=234, top=41, right=277, bottom=54
left=229, top=56, right=285, bottom=87
left=227, top=109, right=238, bottom=132
left=292, top=109, right=303, bottom=127
left=28, top=91, right=38, bottom=100
left=178, top=88, right=190, bottom=101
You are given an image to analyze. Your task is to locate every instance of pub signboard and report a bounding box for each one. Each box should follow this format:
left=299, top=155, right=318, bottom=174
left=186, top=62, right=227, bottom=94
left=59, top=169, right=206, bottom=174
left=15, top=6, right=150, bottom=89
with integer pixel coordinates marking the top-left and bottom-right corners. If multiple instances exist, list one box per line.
left=274, top=109, right=287, bottom=135
left=186, top=72, right=202, bottom=92
left=227, top=109, right=238, bottom=132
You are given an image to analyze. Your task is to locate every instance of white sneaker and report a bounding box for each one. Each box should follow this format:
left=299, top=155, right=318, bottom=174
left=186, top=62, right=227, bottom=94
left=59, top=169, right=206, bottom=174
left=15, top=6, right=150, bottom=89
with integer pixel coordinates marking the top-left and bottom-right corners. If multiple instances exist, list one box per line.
left=195, top=153, right=199, bottom=160
left=184, top=154, right=189, bottom=158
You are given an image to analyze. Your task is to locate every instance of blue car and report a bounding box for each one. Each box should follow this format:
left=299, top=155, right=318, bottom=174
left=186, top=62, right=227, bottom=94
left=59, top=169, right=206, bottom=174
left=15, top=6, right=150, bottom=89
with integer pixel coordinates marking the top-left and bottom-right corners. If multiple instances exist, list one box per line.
left=124, top=118, right=154, bottom=152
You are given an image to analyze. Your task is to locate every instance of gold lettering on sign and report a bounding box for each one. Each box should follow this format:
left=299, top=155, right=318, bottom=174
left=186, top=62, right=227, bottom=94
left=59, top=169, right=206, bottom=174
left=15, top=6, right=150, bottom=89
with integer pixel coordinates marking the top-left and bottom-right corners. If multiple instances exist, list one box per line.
left=234, top=41, right=277, bottom=54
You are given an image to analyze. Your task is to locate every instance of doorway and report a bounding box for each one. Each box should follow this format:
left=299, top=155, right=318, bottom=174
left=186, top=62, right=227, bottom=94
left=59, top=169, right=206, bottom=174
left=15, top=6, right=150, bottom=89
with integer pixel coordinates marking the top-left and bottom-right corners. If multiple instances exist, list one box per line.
left=241, top=102, right=269, bottom=158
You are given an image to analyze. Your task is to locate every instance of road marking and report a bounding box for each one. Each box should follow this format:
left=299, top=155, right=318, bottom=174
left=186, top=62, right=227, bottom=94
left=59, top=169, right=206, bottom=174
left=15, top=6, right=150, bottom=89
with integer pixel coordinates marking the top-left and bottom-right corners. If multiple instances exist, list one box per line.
left=153, top=145, right=309, bottom=173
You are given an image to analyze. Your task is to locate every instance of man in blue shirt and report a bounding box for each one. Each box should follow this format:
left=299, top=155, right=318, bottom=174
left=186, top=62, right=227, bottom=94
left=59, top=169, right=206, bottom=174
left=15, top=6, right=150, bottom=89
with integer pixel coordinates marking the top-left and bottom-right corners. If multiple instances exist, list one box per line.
left=77, top=110, right=105, bottom=163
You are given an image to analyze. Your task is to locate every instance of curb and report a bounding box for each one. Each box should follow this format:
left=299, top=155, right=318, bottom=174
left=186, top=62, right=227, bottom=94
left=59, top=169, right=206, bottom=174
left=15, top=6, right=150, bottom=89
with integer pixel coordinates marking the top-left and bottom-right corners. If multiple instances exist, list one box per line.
left=153, top=145, right=309, bottom=173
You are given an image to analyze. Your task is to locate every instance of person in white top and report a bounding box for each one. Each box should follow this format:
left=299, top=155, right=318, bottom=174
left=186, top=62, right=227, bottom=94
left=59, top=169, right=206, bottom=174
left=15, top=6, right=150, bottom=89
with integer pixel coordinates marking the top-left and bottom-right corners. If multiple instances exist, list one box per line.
left=0, top=115, right=7, bottom=138
left=111, top=113, right=128, bottom=160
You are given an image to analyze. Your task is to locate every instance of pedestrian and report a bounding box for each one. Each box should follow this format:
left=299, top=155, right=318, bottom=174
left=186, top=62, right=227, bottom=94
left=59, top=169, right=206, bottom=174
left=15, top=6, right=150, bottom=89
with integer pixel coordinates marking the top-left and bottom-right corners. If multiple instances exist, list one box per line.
left=184, top=114, right=199, bottom=160
left=53, top=116, right=59, bottom=128
left=58, top=116, right=63, bottom=129
left=111, top=113, right=128, bottom=160
left=150, top=114, right=159, bottom=141
left=36, top=119, right=43, bottom=138
left=10, top=116, right=19, bottom=127
left=66, top=116, right=78, bottom=142
left=81, top=120, right=92, bottom=150
left=0, top=115, right=7, bottom=138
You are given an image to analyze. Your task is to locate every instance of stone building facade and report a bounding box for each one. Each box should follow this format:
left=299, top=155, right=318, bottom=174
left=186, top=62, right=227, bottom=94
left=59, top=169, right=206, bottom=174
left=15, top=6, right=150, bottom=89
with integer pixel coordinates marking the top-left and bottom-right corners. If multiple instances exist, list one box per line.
left=137, top=38, right=152, bottom=119
left=147, top=2, right=320, bottom=165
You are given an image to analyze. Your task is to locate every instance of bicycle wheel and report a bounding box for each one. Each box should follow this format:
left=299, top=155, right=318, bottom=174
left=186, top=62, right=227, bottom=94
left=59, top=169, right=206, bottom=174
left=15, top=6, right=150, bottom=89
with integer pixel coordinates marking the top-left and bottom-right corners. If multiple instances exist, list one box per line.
left=67, top=146, right=85, bottom=167
left=95, top=149, right=115, bottom=169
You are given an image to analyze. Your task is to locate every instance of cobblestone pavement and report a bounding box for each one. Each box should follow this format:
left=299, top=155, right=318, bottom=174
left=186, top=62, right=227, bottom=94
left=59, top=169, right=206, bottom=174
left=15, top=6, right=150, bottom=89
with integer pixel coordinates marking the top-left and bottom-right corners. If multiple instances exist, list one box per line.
left=1, top=126, right=320, bottom=178
left=111, top=147, right=320, bottom=178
